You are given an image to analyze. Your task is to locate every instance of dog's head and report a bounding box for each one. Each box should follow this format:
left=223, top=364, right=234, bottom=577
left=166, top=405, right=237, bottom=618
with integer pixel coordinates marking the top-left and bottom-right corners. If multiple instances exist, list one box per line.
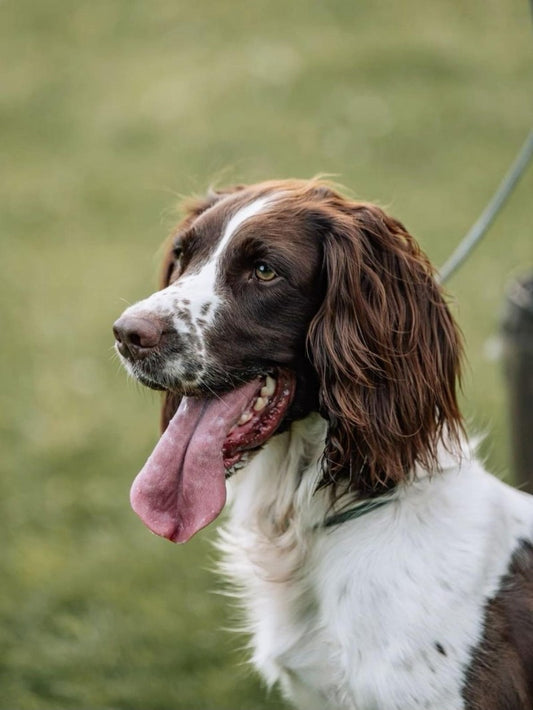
left=114, top=179, right=463, bottom=541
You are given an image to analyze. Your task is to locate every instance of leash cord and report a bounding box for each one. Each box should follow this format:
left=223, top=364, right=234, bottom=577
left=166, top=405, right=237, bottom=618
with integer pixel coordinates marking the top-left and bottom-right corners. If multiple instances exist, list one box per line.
left=438, top=130, right=533, bottom=284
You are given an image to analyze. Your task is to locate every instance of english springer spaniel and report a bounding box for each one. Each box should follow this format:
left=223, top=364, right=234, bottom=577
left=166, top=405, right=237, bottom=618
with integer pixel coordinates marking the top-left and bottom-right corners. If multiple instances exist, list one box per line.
left=113, top=180, right=533, bottom=710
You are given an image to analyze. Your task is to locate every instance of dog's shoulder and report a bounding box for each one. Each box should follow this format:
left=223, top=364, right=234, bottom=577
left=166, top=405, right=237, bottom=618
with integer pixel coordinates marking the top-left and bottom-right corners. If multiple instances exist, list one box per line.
left=465, top=533, right=533, bottom=709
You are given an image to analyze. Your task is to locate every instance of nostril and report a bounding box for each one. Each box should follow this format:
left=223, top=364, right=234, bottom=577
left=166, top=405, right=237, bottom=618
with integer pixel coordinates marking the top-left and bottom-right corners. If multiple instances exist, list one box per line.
left=133, top=320, right=162, bottom=349
left=113, top=315, right=164, bottom=358
left=128, top=331, right=143, bottom=348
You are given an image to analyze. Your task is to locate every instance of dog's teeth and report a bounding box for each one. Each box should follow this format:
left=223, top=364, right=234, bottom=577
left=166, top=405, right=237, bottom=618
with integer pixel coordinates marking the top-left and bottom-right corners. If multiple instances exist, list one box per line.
left=238, top=411, right=253, bottom=425
left=253, top=397, right=267, bottom=412
left=261, top=376, right=276, bottom=397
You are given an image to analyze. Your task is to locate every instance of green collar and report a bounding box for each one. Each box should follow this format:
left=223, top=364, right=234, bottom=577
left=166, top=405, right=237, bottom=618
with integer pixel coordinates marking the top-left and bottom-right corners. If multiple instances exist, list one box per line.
left=322, top=495, right=395, bottom=529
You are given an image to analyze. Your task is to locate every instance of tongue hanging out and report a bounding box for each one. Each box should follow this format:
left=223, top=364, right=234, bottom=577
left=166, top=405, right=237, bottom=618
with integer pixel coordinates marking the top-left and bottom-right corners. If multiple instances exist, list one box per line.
left=130, top=371, right=295, bottom=543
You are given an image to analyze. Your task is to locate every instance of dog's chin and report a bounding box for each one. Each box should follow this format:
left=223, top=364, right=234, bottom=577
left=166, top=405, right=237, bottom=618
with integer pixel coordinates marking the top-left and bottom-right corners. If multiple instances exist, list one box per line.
left=123, top=363, right=166, bottom=391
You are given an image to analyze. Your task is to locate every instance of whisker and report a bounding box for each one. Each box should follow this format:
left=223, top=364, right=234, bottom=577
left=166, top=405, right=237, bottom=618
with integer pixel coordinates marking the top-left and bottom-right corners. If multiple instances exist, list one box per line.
left=201, top=381, right=231, bottom=408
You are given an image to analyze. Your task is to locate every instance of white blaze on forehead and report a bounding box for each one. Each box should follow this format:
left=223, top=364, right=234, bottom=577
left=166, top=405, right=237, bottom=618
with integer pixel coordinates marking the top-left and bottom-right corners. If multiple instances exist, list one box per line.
left=173, top=194, right=275, bottom=318
left=214, top=195, right=274, bottom=261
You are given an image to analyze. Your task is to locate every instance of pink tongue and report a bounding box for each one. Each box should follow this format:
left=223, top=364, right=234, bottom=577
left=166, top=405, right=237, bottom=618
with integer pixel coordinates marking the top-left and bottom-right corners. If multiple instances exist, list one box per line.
left=130, top=379, right=260, bottom=543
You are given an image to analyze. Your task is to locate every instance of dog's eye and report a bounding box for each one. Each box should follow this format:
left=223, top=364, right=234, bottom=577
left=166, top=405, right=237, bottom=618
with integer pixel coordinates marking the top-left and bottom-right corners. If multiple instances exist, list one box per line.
left=172, top=244, right=183, bottom=261
left=254, top=262, right=277, bottom=282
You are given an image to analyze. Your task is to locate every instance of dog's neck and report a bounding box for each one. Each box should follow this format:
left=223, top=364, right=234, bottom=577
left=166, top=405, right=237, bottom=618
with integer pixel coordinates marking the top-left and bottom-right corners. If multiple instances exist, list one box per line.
left=221, top=414, right=465, bottom=584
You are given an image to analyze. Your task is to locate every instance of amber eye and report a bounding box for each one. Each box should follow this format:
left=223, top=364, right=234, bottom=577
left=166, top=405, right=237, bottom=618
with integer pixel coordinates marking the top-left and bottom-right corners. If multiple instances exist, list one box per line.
left=254, top=262, right=277, bottom=282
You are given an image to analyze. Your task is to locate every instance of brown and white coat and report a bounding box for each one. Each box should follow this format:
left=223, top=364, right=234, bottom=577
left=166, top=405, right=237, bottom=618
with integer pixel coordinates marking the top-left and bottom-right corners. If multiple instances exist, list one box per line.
left=114, top=180, right=533, bottom=710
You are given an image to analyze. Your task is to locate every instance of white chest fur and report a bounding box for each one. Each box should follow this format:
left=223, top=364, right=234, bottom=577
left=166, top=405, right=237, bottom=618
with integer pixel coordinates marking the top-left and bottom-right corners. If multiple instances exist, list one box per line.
left=219, top=416, right=533, bottom=710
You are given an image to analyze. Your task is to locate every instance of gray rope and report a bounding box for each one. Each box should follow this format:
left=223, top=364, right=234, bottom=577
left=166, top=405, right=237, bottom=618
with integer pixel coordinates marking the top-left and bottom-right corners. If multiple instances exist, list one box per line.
left=438, top=129, right=533, bottom=284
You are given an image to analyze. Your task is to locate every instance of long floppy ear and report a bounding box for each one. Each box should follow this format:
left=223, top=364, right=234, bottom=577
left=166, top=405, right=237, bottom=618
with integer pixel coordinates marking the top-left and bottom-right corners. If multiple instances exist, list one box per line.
left=307, top=203, right=463, bottom=493
left=159, top=185, right=246, bottom=432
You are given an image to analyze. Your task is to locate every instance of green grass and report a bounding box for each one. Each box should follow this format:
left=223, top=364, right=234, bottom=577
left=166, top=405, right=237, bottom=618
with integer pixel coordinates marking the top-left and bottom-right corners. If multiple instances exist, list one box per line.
left=1, top=0, right=532, bottom=707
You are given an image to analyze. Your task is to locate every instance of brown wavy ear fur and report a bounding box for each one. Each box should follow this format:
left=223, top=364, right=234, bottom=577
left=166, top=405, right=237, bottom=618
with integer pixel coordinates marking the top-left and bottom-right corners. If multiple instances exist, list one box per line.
left=307, top=201, right=463, bottom=493
left=159, top=186, right=245, bottom=433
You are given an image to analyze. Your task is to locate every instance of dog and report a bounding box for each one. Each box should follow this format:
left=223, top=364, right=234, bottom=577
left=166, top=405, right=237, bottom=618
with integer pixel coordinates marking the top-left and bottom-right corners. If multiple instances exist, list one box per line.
left=113, top=179, right=533, bottom=710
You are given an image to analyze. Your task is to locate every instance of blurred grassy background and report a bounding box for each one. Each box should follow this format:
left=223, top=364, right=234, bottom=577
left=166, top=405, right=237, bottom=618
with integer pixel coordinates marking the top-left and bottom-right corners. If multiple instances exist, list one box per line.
left=1, top=0, right=532, bottom=707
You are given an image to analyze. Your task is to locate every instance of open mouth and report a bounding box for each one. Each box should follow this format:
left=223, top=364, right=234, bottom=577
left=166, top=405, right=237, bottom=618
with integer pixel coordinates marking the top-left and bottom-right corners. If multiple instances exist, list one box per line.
left=129, top=368, right=295, bottom=543
left=223, top=370, right=295, bottom=473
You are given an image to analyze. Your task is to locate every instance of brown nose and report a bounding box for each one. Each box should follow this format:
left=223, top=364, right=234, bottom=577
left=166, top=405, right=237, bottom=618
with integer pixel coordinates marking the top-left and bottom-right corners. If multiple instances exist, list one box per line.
left=113, top=315, right=163, bottom=361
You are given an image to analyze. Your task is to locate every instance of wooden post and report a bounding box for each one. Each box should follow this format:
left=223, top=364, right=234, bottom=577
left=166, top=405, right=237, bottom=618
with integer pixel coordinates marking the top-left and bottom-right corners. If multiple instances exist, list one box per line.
left=501, top=273, right=533, bottom=490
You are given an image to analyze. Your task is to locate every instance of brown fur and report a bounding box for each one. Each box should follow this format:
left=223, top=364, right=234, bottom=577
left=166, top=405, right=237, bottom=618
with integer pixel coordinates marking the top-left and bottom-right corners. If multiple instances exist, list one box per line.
left=464, top=540, right=533, bottom=709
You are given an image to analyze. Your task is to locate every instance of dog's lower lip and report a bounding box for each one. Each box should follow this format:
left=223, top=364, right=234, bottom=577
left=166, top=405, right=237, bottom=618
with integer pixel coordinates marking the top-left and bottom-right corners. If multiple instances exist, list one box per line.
left=128, top=357, right=289, bottom=402
left=141, top=380, right=166, bottom=391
